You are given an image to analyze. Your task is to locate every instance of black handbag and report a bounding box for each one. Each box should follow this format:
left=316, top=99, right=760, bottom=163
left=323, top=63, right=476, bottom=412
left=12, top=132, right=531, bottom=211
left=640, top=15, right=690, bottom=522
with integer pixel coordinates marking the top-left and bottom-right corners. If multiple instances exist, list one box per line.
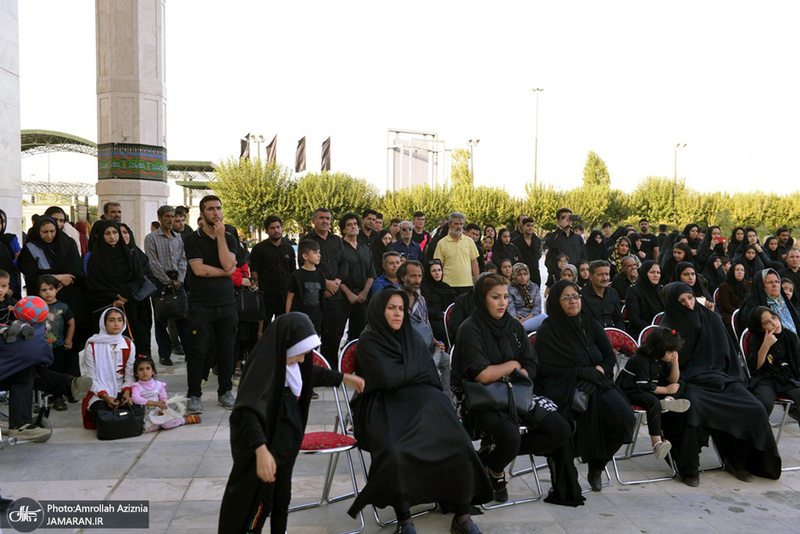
left=571, top=389, right=590, bottom=415
left=235, top=286, right=266, bottom=322
left=95, top=402, right=145, bottom=441
left=133, top=278, right=158, bottom=302
left=462, top=369, right=533, bottom=419
left=153, top=287, right=188, bottom=322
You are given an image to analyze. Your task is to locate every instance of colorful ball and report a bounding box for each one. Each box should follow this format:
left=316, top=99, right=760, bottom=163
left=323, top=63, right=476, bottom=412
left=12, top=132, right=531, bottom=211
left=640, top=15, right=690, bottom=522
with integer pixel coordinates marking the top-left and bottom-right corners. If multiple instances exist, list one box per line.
left=14, top=296, right=49, bottom=324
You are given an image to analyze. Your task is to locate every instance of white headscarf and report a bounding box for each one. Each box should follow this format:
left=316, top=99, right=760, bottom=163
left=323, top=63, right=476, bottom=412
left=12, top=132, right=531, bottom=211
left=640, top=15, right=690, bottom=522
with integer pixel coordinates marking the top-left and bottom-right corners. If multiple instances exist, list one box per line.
left=285, top=333, right=321, bottom=397
left=84, top=308, right=127, bottom=398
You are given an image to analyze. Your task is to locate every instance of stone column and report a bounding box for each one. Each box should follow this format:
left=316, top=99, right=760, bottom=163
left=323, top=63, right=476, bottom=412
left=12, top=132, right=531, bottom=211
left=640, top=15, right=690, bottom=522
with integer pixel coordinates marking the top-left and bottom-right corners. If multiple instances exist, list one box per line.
left=96, top=0, right=168, bottom=243
left=0, top=0, right=22, bottom=236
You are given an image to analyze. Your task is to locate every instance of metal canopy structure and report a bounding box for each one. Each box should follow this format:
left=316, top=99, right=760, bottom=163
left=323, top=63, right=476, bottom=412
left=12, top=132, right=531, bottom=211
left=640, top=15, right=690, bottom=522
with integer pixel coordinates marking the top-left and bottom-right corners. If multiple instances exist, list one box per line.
left=21, top=181, right=95, bottom=197
left=21, top=129, right=98, bottom=157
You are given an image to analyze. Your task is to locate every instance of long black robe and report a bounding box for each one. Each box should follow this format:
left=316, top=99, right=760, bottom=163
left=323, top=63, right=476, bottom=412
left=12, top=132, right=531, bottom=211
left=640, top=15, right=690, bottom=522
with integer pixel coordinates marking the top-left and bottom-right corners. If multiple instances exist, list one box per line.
left=625, top=260, right=664, bottom=338
left=219, top=313, right=341, bottom=534
left=0, top=209, right=21, bottom=297
left=534, top=281, right=635, bottom=463
left=420, top=262, right=456, bottom=345
left=660, top=282, right=781, bottom=478
left=348, top=288, right=492, bottom=516
left=120, top=223, right=153, bottom=356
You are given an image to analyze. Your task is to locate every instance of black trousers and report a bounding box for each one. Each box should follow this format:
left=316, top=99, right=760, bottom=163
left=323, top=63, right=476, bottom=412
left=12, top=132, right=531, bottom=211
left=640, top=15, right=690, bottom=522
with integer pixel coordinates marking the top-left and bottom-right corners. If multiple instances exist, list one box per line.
left=0, top=366, right=70, bottom=428
left=341, top=298, right=367, bottom=344
left=751, top=378, right=800, bottom=416
left=321, top=295, right=345, bottom=370
left=627, top=391, right=663, bottom=436
left=186, top=303, right=237, bottom=398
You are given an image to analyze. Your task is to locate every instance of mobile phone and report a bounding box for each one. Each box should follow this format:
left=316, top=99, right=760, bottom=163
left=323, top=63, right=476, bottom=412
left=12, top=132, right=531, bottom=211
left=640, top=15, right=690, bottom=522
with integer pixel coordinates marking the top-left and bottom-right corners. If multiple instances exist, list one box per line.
left=569, top=214, right=581, bottom=222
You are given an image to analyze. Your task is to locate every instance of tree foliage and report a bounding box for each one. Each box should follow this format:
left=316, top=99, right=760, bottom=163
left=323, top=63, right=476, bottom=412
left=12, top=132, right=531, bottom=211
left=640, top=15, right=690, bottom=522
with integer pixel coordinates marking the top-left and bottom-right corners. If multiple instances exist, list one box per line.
left=290, top=172, right=380, bottom=228
left=450, top=148, right=473, bottom=187
left=583, top=151, right=610, bottom=187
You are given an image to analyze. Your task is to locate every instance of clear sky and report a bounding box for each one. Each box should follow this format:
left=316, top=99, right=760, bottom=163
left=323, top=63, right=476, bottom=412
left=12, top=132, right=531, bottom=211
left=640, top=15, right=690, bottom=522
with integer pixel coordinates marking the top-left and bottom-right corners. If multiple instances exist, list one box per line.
left=18, top=1, right=800, bottom=200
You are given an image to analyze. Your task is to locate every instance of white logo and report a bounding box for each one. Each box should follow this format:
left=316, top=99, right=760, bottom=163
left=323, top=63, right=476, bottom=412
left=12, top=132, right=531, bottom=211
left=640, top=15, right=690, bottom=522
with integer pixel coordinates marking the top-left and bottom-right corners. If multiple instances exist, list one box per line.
left=6, top=498, right=44, bottom=532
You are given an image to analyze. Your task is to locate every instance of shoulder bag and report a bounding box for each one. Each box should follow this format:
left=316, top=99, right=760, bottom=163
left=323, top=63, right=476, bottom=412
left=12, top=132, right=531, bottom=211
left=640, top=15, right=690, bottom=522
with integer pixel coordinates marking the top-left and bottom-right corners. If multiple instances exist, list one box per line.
left=461, top=368, right=533, bottom=420
left=235, top=286, right=266, bottom=322
left=153, top=287, right=188, bottom=322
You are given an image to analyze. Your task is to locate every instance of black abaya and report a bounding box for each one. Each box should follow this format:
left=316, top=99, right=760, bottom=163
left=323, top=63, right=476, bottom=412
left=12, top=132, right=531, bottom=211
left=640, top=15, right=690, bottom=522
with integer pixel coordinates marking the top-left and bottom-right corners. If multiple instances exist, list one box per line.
left=660, top=282, right=781, bottom=479
left=625, top=260, right=664, bottom=338
left=347, top=289, right=492, bottom=517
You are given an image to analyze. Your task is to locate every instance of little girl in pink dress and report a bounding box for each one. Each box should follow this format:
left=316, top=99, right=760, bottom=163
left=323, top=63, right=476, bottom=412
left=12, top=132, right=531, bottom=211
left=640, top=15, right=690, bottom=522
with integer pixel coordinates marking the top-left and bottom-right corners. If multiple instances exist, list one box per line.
left=130, top=357, right=200, bottom=432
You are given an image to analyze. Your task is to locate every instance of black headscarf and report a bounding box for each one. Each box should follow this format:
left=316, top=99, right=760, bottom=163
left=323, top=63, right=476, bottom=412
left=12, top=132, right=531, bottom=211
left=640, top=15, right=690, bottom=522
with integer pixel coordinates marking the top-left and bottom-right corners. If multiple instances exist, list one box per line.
left=660, top=242, right=692, bottom=283
left=586, top=230, right=609, bottom=261
left=661, top=282, right=744, bottom=385
left=682, top=224, right=700, bottom=250
left=542, top=280, right=593, bottom=365
left=353, top=288, right=440, bottom=396
left=471, top=274, right=515, bottom=340
left=725, top=260, right=749, bottom=300
left=701, top=254, right=726, bottom=292
left=658, top=230, right=680, bottom=262
left=739, top=244, right=766, bottom=280
left=225, top=224, right=248, bottom=267
left=728, top=226, right=745, bottom=257
left=119, top=222, right=153, bottom=278
left=674, top=261, right=713, bottom=301
left=0, top=209, right=15, bottom=254
left=763, top=236, right=782, bottom=264
left=87, top=220, right=141, bottom=303
left=232, top=313, right=319, bottom=451
left=370, top=229, right=392, bottom=275
left=628, top=232, right=642, bottom=255
left=421, top=260, right=455, bottom=304
left=633, top=260, right=664, bottom=316
left=0, top=209, right=18, bottom=293
left=740, top=268, right=800, bottom=336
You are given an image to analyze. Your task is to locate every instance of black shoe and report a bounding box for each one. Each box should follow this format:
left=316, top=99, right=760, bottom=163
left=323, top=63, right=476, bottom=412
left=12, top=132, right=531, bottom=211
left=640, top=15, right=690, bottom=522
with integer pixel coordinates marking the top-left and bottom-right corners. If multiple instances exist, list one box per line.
left=450, top=516, right=482, bottom=534
left=394, top=522, right=416, bottom=534
left=587, top=468, right=603, bottom=492
left=311, top=390, right=319, bottom=400
left=160, top=357, right=174, bottom=366
left=682, top=474, right=700, bottom=487
left=724, top=460, right=753, bottom=482
left=788, top=407, right=799, bottom=422
left=171, top=345, right=185, bottom=356
left=486, top=467, right=508, bottom=502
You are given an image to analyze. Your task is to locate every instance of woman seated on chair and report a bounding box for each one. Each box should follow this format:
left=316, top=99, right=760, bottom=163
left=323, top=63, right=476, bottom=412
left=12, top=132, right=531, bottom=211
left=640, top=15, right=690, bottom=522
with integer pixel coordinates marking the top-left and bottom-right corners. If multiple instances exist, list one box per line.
left=674, top=262, right=715, bottom=312
left=219, top=313, right=364, bottom=534
left=747, top=307, right=800, bottom=421
left=533, top=280, right=636, bottom=493
left=507, top=263, right=548, bottom=333
left=452, top=274, right=584, bottom=507
left=717, top=260, right=751, bottom=337
left=421, top=258, right=456, bottom=346
left=740, top=268, right=800, bottom=338
left=625, top=260, right=664, bottom=339
left=347, top=288, right=492, bottom=534
left=659, top=282, right=781, bottom=486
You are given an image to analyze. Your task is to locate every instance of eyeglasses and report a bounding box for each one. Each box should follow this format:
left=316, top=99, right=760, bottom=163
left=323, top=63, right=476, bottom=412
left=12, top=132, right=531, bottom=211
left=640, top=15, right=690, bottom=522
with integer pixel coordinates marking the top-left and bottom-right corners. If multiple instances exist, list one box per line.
left=400, top=227, right=412, bottom=231
left=560, top=295, right=581, bottom=301
left=428, top=259, right=442, bottom=265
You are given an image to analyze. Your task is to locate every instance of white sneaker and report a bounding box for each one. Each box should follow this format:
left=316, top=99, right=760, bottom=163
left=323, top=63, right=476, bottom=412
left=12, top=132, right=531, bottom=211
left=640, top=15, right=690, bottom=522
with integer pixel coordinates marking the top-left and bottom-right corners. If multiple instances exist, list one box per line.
left=653, top=440, right=672, bottom=460
left=660, top=398, right=691, bottom=413
left=8, top=424, right=50, bottom=442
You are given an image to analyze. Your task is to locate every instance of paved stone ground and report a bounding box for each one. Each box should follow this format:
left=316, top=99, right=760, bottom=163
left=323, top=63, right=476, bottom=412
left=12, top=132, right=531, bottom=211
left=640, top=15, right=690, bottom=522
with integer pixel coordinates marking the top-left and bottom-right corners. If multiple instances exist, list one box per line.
left=2, top=348, right=800, bottom=534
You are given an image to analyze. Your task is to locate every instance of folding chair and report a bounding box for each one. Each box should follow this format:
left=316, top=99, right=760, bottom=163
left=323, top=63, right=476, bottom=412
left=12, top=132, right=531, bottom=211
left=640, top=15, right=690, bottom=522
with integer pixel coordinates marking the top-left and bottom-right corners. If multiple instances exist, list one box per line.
left=443, top=303, right=456, bottom=348
left=731, top=308, right=740, bottom=340
left=713, top=288, right=720, bottom=307
left=637, top=324, right=659, bottom=346
left=739, top=329, right=797, bottom=471
left=652, top=311, right=665, bottom=325
left=0, top=390, right=53, bottom=448
left=288, top=351, right=364, bottom=534
left=605, top=327, right=638, bottom=375
left=339, top=340, right=437, bottom=527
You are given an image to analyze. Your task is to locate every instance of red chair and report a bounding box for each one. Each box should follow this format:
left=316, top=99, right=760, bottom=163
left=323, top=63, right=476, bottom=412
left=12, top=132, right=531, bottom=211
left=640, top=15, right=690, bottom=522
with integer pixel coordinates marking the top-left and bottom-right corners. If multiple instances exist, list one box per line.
left=652, top=312, right=665, bottom=325
left=444, top=303, right=456, bottom=347
left=338, top=340, right=437, bottom=526
left=288, top=351, right=364, bottom=534
left=739, top=329, right=797, bottom=471
left=637, top=324, right=659, bottom=346
left=527, top=331, right=536, bottom=345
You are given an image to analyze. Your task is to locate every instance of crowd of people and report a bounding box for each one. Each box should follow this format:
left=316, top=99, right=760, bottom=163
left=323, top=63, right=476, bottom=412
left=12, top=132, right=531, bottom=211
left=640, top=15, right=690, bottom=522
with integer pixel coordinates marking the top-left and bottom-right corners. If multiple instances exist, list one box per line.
left=2, top=200, right=800, bottom=533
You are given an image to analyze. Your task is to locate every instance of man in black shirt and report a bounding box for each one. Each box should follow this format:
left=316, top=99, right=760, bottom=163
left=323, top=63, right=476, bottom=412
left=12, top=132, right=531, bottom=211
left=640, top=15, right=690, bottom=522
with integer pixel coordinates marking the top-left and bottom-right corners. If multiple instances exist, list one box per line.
left=582, top=260, right=624, bottom=330
left=249, top=215, right=296, bottom=326
left=183, top=195, right=239, bottom=414
left=656, top=224, right=668, bottom=250
left=510, top=213, right=528, bottom=241
left=339, top=212, right=375, bottom=343
left=300, top=207, right=349, bottom=368
left=411, top=211, right=431, bottom=251
left=637, top=219, right=659, bottom=261
left=357, top=209, right=378, bottom=248
left=544, top=208, right=587, bottom=283
left=512, top=217, right=542, bottom=286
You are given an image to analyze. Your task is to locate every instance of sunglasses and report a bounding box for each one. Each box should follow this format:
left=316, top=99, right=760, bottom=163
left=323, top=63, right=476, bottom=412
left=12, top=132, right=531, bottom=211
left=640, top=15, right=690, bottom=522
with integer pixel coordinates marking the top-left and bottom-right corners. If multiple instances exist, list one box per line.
left=428, top=259, right=442, bottom=265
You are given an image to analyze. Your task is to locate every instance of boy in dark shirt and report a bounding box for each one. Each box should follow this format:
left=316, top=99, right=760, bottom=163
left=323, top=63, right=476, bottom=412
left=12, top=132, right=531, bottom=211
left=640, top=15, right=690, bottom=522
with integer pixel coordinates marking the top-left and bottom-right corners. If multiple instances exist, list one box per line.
left=286, top=240, right=326, bottom=335
left=37, top=275, right=76, bottom=409
left=0, top=269, right=32, bottom=343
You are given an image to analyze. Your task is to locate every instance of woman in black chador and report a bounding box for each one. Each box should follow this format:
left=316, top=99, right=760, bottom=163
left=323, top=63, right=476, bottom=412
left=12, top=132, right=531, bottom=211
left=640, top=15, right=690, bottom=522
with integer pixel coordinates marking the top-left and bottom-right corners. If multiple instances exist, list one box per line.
left=218, top=313, right=364, bottom=534
left=660, top=282, right=781, bottom=486
left=533, top=280, right=635, bottom=492
left=347, top=288, right=492, bottom=534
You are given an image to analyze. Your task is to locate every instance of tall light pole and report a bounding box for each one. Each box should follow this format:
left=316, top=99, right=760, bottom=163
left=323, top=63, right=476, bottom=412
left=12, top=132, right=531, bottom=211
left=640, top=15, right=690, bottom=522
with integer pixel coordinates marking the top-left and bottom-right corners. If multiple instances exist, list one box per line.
left=250, top=134, right=266, bottom=160
left=674, top=143, right=687, bottom=225
left=467, top=139, right=480, bottom=180
left=532, top=88, right=544, bottom=186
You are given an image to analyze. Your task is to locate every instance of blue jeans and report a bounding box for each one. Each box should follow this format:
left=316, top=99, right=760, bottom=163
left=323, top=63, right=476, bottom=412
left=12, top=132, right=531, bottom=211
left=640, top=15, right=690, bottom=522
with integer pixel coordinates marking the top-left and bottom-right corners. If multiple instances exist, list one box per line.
left=186, top=302, right=238, bottom=398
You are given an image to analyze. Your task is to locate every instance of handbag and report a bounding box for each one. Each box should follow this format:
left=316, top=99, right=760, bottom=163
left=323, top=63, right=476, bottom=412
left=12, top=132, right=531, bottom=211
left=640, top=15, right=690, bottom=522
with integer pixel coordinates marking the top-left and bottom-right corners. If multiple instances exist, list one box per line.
left=94, top=401, right=145, bottom=441
left=153, top=286, right=188, bottom=322
left=461, top=369, right=533, bottom=419
left=571, top=389, right=590, bottom=415
left=235, top=286, right=266, bottom=322
left=133, top=277, right=158, bottom=302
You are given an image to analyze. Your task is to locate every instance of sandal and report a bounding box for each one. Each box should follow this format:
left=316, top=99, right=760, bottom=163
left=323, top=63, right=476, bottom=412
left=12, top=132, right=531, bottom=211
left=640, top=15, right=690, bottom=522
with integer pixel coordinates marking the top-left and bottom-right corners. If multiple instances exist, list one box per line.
left=184, top=414, right=201, bottom=425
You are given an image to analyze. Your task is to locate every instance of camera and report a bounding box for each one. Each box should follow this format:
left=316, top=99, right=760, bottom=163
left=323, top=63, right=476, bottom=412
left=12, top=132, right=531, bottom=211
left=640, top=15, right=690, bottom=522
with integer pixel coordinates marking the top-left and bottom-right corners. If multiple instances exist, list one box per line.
left=569, top=214, right=581, bottom=222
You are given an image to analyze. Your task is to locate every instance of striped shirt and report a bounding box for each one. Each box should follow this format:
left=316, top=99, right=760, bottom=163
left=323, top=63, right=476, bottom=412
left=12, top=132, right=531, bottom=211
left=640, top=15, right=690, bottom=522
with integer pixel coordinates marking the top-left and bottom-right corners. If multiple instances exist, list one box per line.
left=144, top=228, right=187, bottom=285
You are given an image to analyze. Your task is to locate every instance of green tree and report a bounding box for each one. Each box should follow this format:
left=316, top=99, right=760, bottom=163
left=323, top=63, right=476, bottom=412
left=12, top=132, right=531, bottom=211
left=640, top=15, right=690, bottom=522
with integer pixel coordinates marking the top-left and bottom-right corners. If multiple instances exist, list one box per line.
left=211, top=157, right=294, bottom=231
left=450, top=148, right=473, bottom=187
left=450, top=184, right=519, bottom=229
left=291, top=172, right=380, bottom=228
left=582, top=151, right=610, bottom=187
left=522, top=183, right=565, bottom=232
left=378, top=184, right=452, bottom=230
left=565, top=183, right=611, bottom=230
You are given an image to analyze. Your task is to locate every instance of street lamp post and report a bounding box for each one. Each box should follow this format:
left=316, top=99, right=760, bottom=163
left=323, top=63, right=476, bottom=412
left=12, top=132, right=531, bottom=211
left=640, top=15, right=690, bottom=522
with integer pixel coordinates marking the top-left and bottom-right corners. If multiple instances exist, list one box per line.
left=673, top=143, right=687, bottom=225
left=532, top=88, right=544, bottom=186
left=467, top=139, right=480, bottom=180
left=250, top=134, right=266, bottom=160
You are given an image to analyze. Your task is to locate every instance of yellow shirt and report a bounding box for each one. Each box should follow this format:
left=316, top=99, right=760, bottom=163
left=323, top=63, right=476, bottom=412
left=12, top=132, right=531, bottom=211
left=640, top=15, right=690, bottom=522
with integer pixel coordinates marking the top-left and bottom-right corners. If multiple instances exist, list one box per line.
left=434, top=233, right=479, bottom=288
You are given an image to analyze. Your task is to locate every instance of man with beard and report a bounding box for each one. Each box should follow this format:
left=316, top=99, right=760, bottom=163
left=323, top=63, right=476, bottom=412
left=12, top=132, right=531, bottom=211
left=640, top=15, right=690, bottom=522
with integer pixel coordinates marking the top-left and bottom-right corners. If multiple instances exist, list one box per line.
left=638, top=219, right=659, bottom=261
left=338, top=212, right=375, bottom=343
left=433, top=212, right=479, bottom=295
left=250, top=215, right=297, bottom=327
left=183, top=195, right=239, bottom=414
left=357, top=209, right=379, bottom=248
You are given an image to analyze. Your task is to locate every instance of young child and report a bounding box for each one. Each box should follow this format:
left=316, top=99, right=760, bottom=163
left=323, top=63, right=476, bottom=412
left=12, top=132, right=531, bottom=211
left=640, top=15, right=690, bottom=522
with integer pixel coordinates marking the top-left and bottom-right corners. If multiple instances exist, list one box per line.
left=218, top=313, right=364, bottom=534
left=0, top=269, right=33, bottom=343
left=37, top=275, right=75, bottom=410
left=545, top=253, right=570, bottom=296
left=286, top=240, right=326, bottom=336
left=615, top=327, right=691, bottom=460
left=130, top=357, right=200, bottom=432
left=781, top=278, right=795, bottom=302
left=484, top=262, right=498, bottom=274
